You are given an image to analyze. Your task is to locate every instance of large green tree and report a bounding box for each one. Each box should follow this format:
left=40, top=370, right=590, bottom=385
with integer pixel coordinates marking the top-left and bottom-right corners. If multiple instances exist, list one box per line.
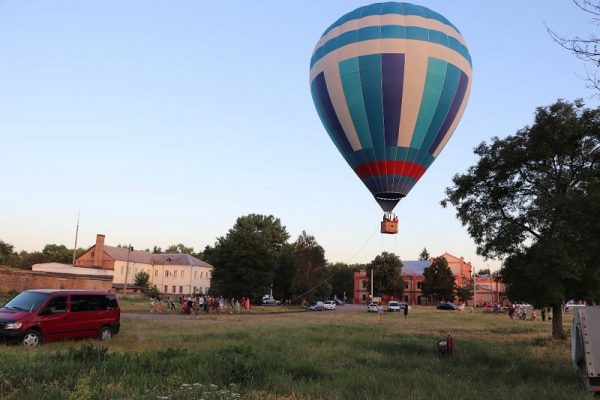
left=443, top=100, right=600, bottom=338
left=366, top=252, right=404, bottom=299
left=0, top=240, right=16, bottom=266
left=291, top=232, right=331, bottom=302
left=205, top=214, right=290, bottom=302
left=327, top=262, right=359, bottom=302
left=421, top=256, right=455, bottom=302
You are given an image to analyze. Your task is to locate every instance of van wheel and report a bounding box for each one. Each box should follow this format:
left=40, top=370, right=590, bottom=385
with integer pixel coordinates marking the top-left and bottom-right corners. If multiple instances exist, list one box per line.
left=22, top=330, right=41, bottom=347
left=98, top=326, right=112, bottom=341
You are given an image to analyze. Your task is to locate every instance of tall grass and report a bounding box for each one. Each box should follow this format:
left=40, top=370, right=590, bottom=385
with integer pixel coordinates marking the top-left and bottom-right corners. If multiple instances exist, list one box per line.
left=0, top=309, right=591, bottom=400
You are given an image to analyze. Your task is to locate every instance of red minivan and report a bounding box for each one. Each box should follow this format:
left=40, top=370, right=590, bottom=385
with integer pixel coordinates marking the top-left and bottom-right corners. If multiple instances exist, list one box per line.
left=0, top=289, right=120, bottom=346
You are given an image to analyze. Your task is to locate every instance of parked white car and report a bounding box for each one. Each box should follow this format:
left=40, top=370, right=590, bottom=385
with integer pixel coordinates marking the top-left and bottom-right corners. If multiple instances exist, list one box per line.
left=388, top=301, right=401, bottom=312
left=367, top=302, right=378, bottom=312
left=323, top=300, right=337, bottom=310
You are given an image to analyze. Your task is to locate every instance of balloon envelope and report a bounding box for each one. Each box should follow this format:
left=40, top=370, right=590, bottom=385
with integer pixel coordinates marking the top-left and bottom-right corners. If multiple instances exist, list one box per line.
left=310, top=2, right=472, bottom=212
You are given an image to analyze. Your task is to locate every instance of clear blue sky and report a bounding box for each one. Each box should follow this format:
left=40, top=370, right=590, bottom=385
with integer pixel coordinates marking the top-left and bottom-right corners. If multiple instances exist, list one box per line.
left=0, top=1, right=598, bottom=270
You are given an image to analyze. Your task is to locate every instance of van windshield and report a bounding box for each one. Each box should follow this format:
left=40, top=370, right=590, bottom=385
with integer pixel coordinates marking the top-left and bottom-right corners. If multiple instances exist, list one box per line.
left=3, top=291, right=50, bottom=312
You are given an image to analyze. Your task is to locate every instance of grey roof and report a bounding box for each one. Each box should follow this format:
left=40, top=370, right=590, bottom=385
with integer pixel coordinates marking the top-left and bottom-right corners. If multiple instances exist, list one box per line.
left=402, top=260, right=432, bottom=275
left=103, top=246, right=153, bottom=264
left=102, top=246, right=212, bottom=268
left=151, top=253, right=212, bottom=268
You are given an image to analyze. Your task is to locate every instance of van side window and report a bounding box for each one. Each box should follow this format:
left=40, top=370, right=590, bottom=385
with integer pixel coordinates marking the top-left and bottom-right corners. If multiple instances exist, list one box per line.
left=71, top=295, right=118, bottom=312
left=42, top=296, right=67, bottom=314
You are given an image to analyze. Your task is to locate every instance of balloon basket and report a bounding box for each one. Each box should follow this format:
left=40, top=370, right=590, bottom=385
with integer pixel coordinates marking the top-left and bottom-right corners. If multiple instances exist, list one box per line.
left=381, top=221, right=398, bottom=234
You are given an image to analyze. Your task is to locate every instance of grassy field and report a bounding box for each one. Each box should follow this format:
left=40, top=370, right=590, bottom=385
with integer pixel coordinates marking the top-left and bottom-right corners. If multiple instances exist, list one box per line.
left=0, top=305, right=592, bottom=400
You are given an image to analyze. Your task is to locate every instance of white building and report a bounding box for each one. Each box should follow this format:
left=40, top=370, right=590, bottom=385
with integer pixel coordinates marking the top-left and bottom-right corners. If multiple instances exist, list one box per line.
left=72, top=234, right=213, bottom=295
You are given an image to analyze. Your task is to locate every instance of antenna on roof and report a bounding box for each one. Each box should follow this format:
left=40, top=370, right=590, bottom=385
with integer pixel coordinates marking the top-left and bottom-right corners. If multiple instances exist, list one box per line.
left=72, top=211, right=80, bottom=267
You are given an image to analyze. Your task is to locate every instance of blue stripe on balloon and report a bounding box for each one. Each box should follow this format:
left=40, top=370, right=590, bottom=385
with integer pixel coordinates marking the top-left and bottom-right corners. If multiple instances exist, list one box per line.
left=322, top=2, right=459, bottom=37
left=311, top=25, right=471, bottom=68
left=359, top=54, right=385, bottom=160
left=428, top=70, right=469, bottom=154
left=419, top=62, right=461, bottom=157
left=410, top=58, right=447, bottom=150
left=339, top=57, right=374, bottom=149
left=310, top=72, right=356, bottom=167
left=381, top=53, right=405, bottom=147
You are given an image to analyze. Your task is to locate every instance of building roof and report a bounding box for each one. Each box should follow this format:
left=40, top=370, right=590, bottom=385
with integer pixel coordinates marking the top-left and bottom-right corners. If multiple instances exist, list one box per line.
left=102, top=246, right=212, bottom=268
left=103, top=246, right=154, bottom=264
left=402, top=260, right=431, bottom=275
left=152, top=253, right=212, bottom=268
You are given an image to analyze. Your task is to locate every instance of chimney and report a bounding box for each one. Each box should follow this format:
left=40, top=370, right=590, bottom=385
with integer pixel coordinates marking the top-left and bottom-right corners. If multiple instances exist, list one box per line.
left=94, top=234, right=105, bottom=268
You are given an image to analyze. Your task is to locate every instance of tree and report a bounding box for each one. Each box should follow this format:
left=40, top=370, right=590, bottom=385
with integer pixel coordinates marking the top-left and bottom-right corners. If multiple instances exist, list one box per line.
left=418, top=248, right=430, bottom=261
left=42, top=244, right=72, bottom=264
left=421, top=256, right=455, bottom=302
left=291, top=232, right=331, bottom=301
left=0, top=240, right=19, bottom=267
left=548, top=1, right=600, bottom=93
left=205, top=214, right=290, bottom=302
left=272, top=243, right=295, bottom=301
left=327, top=262, right=360, bottom=302
left=134, top=271, right=150, bottom=288
left=164, top=244, right=195, bottom=255
left=455, top=277, right=474, bottom=305
left=366, top=252, right=404, bottom=299
left=476, top=268, right=491, bottom=276
left=443, top=100, right=600, bottom=339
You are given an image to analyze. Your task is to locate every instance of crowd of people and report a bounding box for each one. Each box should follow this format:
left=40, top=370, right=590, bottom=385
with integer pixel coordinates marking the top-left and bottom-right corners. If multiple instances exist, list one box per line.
left=149, top=295, right=253, bottom=316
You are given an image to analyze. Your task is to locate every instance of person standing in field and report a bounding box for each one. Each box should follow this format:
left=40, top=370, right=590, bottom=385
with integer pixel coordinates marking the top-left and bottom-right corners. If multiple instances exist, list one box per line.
left=376, top=303, right=384, bottom=324
left=541, top=308, right=546, bottom=322
left=403, top=304, right=408, bottom=320
left=508, top=304, right=515, bottom=322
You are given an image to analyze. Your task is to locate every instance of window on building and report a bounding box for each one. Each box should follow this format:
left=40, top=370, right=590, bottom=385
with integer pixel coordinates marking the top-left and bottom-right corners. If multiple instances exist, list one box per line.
left=91, top=251, right=94, bottom=257
left=174, top=270, right=178, bottom=278
left=179, top=286, right=183, bottom=294
left=172, top=285, right=176, bottom=293
left=404, top=282, right=409, bottom=289
left=200, top=271, right=203, bottom=279
left=193, top=286, right=197, bottom=293
left=164, top=285, right=168, bottom=293
left=404, top=295, right=408, bottom=302
left=417, top=282, right=422, bottom=289
left=194, top=271, right=197, bottom=279
left=154, top=270, right=158, bottom=277
left=165, top=270, right=169, bottom=277
left=362, top=280, right=367, bottom=289
left=181, top=271, right=184, bottom=278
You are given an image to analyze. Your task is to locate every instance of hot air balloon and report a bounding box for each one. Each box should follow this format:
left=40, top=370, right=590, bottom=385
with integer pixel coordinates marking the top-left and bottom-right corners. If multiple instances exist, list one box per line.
left=309, top=2, right=472, bottom=234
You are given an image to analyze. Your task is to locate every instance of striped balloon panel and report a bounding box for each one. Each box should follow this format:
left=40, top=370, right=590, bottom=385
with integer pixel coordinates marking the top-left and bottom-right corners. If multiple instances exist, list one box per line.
left=309, top=2, right=472, bottom=211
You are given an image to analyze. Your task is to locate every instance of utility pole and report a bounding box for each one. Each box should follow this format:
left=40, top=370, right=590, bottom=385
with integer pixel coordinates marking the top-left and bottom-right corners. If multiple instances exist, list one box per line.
left=71, top=211, right=80, bottom=266
left=123, top=245, right=132, bottom=295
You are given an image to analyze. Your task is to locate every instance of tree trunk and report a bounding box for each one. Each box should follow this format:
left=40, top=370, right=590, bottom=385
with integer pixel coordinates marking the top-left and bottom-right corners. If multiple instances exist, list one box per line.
left=552, top=303, right=564, bottom=339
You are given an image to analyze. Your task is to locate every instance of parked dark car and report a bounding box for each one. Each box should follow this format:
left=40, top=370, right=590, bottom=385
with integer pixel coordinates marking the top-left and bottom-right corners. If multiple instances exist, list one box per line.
left=436, top=302, right=460, bottom=310
left=0, top=289, right=120, bottom=346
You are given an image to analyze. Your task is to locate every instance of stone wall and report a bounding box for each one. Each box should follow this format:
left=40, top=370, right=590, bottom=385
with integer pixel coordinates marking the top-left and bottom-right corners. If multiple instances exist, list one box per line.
left=0, top=265, right=112, bottom=293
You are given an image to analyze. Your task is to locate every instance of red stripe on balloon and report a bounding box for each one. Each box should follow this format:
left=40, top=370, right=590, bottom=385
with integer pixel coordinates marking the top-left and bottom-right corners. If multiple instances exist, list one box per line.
left=353, top=161, right=426, bottom=180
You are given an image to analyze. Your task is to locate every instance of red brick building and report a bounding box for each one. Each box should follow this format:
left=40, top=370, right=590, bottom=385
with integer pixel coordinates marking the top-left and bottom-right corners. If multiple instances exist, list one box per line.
left=353, top=252, right=475, bottom=305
